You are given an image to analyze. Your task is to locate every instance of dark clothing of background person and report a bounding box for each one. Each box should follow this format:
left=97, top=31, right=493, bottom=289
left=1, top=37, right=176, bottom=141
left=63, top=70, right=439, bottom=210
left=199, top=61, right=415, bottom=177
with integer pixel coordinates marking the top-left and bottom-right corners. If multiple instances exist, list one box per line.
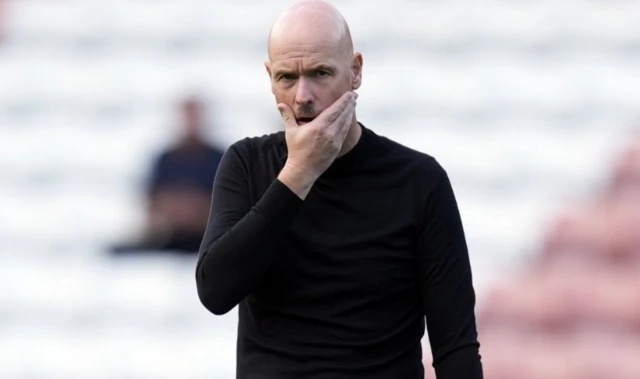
left=111, top=96, right=225, bottom=255
left=111, top=141, right=224, bottom=254
left=147, top=143, right=224, bottom=196
left=196, top=124, right=483, bottom=378
left=142, top=142, right=225, bottom=252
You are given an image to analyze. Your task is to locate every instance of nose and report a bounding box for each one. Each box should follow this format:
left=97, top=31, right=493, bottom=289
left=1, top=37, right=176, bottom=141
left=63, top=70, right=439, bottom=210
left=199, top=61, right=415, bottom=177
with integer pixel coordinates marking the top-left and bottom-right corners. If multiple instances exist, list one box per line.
left=294, top=77, right=314, bottom=106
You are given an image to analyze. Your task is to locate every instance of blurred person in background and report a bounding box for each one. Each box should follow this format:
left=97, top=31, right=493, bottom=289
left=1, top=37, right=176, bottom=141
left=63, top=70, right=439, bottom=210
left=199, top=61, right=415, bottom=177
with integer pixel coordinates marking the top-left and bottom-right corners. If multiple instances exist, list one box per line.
left=195, top=1, right=482, bottom=378
left=541, top=134, right=640, bottom=262
left=609, top=134, right=640, bottom=194
left=477, top=133, right=640, bottom=379
left=112, top=96, right=225, bottom=254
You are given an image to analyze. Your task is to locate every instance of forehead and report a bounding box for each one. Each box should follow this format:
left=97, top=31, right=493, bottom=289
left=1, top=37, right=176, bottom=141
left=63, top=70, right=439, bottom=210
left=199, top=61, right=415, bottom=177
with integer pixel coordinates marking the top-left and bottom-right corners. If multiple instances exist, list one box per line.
left=269, top=38, right=346, bottom=73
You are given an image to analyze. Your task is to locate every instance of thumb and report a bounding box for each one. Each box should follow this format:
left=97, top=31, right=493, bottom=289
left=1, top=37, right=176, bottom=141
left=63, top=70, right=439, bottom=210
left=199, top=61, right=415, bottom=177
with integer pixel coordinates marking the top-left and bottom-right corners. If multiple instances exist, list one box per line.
left=277, top=103, right=296, bottom=129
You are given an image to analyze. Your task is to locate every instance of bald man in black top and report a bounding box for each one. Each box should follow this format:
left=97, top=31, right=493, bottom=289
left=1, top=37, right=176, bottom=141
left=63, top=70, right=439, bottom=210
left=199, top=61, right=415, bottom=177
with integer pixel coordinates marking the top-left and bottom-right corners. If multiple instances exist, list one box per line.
left=195, top=1, right=483, bottom=378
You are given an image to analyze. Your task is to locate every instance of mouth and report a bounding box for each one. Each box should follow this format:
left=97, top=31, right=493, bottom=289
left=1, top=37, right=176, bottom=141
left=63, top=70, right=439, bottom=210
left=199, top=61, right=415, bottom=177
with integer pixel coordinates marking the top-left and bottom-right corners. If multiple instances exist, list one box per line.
left=297, top=116, right=316, bottom=125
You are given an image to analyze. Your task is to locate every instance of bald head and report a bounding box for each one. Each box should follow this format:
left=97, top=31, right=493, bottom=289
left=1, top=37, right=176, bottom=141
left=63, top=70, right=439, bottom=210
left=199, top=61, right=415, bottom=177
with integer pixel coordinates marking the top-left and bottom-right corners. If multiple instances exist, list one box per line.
left=268, top=0, right=353, bottom=60
left=264, top=0, right=363, bottom=127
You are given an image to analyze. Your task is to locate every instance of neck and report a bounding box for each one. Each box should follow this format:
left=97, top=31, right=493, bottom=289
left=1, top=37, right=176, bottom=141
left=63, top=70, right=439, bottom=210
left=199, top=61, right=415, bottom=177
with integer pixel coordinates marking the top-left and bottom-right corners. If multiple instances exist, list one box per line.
left=337, top=116, right=362, bottom=157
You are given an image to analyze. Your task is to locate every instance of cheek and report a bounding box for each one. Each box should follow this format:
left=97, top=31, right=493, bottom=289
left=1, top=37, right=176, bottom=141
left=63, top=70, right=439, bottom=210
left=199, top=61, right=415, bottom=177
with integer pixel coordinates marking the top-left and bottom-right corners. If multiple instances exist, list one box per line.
left=272, top=86, right=295, bottom=105
left=322, top=79, right=351, bottom=105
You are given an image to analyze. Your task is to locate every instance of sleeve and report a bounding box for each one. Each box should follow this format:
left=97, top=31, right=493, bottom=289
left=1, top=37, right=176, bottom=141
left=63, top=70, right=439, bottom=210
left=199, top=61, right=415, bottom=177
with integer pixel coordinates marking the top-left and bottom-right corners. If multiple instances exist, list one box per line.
left=195, top=143, right=304, bottom=315
left=414, top=163, right=483, bottom=378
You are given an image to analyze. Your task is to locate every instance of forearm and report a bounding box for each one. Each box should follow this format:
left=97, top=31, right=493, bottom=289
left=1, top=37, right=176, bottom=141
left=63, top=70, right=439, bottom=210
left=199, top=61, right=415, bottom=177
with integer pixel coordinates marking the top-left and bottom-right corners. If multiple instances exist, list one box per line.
left=196, top=178, right=303, bottom=315
left=426, top=287, right=483, bottom=379
left=433, top=344, right=483, bottom=379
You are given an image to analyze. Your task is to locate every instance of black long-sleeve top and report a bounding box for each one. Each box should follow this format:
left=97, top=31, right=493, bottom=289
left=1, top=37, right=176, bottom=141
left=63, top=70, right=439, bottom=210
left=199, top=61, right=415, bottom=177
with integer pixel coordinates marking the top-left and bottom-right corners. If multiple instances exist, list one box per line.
left=196, top=123, right=483, bottom=379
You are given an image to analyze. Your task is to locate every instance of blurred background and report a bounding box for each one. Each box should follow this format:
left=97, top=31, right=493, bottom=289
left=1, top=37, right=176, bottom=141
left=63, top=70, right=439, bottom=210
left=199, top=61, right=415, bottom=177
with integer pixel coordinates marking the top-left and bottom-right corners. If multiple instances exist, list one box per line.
left=1, top=0, right=639, bottom=378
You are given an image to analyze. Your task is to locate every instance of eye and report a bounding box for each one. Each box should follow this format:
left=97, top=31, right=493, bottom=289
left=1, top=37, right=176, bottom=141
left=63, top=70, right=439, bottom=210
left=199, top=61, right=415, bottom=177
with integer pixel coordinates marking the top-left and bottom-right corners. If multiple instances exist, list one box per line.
left=280, top=74, right=296, bottom=81
left=316, top=70, right=330, bottom=77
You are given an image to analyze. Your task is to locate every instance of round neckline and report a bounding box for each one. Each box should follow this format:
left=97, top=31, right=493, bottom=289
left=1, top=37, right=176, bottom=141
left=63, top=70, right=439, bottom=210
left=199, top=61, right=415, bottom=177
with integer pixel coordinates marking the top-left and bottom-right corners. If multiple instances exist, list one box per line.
left=326, top=122, right=374, bottom=172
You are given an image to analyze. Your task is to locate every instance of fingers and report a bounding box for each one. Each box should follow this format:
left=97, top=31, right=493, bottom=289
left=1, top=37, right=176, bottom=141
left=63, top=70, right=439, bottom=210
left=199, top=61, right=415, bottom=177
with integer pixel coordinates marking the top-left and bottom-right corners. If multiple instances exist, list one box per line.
left=280, top=90, right=358, bottom=134
left=317, top=91, right=356, bottom=125
left=277, top=103, right=297, bottom=130
left=335, top=104, right=356, bottom=141
left=327, top=92, right=357, bottom=136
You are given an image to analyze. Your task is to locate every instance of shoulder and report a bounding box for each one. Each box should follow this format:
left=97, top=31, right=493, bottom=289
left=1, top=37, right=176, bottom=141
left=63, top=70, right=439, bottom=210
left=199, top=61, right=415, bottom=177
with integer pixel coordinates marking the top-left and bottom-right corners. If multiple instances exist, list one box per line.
left=228, top=131, right=284, bottom=155
left=371, top=128, right=447, bottom=180
left=203, top=143, right=226, bottom=159
left=221, top=131, right=285, bottom=169
left=151, top=148, right=177, bottom=168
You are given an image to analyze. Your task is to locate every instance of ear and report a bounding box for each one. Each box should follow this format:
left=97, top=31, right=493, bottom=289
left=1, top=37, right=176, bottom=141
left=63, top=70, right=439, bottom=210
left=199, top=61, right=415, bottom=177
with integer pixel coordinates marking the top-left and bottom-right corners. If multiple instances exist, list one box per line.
left=351, top=53, right=363, bottom=90
left=265, top=61, right=275, bottom=95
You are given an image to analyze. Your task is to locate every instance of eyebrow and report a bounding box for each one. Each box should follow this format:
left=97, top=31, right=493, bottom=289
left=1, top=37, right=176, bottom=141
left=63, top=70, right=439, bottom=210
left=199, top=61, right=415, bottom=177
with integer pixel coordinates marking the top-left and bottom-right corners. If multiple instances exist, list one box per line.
left=274, top=64, right=336, bottom=78
left=307, top=64, right=335, bottom=73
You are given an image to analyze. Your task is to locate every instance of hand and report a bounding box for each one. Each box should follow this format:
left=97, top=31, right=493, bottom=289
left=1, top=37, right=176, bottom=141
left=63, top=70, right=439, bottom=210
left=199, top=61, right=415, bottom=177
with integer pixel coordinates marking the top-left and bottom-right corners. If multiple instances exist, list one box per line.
left=280, top=91, right=357, bottom=177
left=276, top=91, right=357, bottom=198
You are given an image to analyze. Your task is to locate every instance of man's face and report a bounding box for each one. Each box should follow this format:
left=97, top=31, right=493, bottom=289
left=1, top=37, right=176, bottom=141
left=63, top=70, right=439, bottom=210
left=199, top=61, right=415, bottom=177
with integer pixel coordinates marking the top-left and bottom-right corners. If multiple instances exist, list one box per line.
left=266, top=39, right=361, bottom=126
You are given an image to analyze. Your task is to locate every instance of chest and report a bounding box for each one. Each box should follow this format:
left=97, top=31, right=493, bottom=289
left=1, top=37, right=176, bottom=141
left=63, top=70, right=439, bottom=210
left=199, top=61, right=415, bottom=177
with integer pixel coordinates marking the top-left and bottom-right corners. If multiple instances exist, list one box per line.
left=293, top=177, right=415, bottom=247
left=252, top=172, right=421, bottom=307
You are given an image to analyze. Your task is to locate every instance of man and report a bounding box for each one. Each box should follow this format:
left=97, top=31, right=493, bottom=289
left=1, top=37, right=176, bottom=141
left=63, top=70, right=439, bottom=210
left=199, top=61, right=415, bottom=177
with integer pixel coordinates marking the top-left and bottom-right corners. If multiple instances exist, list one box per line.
left=143, top=96, right=226, bottom=252
left=113, top=96, right=225, bottom=254
left=196, top=1, right=483, bottom=378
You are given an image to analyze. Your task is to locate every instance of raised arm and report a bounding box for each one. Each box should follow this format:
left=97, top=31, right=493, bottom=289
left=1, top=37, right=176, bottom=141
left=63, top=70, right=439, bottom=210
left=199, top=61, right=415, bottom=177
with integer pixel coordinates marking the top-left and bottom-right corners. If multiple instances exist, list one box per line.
left=195, top=144, right=304, bottom=315
left=196, top=91, right=357, bottom=316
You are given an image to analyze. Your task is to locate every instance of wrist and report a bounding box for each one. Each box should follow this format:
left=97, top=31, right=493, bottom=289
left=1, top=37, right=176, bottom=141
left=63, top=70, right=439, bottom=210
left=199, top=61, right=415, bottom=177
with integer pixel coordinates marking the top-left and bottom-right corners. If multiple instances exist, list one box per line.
left=277, top=162, right=318, bottom=200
